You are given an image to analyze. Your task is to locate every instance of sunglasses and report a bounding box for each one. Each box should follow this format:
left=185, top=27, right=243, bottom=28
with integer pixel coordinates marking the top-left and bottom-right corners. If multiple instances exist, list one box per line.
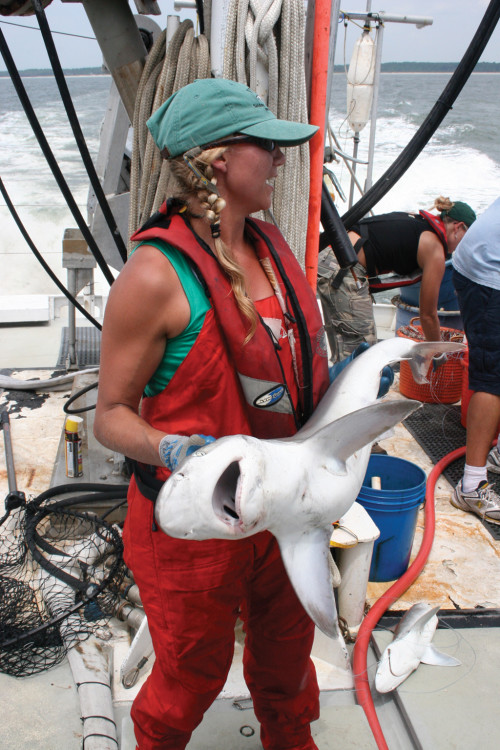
left=201, top=134, right=278, bottom=153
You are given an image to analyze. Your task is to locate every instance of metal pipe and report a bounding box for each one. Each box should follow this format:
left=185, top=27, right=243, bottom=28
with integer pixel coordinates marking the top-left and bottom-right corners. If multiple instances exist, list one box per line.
left=348, top=132, right=360, bottom=208
left=68, top=269, right=77, bottom=369
left=364, top=22, right=384, bottom=192
left=341, top=12, right=433, bottom=27
left=1, top=412, right=17, bottom=495
left=1, top=411, right=26, bottom=513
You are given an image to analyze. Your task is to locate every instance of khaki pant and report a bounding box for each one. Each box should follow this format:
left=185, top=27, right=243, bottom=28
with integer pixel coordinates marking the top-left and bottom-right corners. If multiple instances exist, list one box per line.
left=317, top=247, right=377, bottom=362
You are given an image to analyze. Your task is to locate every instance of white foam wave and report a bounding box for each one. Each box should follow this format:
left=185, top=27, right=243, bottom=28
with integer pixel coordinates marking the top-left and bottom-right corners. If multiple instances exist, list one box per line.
left=328, top=112, right=500, bottom=215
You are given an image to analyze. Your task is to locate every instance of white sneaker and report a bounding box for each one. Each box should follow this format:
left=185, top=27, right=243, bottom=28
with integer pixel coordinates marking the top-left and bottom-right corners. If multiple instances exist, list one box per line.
left=486, top=448, right=500, bottom=474
left=451, top=480, right=500, bottom=524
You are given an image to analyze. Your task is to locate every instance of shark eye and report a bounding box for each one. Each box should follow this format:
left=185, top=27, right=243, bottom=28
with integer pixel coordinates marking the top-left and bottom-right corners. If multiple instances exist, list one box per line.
left=212, top=461, right=241, bottom=525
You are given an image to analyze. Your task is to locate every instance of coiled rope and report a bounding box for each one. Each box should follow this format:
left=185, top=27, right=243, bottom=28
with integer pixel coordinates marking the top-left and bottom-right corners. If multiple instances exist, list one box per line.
left=128, top=20, right=211, bottom=247
left=223, top=0, right=311, bottom=267
left=129, top=1, right=311, bottom=267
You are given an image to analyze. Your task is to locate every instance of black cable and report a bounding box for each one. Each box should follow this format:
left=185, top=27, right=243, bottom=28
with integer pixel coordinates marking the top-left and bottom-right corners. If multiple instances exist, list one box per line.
left=36, top=491, right=129, bottom=512
left=0, top=178, right=102, bottom=330
left=27, top=497, right=127, bottom=561
left=32, top=0, right=128, bottom=264
left=341, top=0, right=500, bottom=228
left=34, top=483, right=128, bottom=504
left=320, top=179, right=358, bottom=268
left=64, top=381, right=98, bottom=414
left=100, top=498, right=128, bottom=521
left=195, top=0, right=205, bottom=34
left=0, top=28, right=115, bottom=286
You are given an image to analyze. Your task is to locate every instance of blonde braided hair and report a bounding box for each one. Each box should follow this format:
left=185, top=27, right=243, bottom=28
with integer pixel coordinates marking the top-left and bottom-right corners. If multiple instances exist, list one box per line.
left=432, top=196, right=455, bottom=223
left=168, top=149, right=258, bottom=343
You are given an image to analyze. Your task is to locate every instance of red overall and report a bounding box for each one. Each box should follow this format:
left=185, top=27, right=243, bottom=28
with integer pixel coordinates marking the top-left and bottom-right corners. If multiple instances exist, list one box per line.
left=123, top=209, right=329, bottom=749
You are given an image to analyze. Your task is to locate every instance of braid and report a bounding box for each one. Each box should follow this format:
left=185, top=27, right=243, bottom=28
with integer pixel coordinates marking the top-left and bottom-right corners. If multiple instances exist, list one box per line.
left=168, top=151, right=258, bottom=343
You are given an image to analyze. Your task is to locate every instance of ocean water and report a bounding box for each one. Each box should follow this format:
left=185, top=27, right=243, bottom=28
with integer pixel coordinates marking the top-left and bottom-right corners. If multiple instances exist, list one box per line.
left=0, top=72, right=499, bottom=297
left=328, top=72, right=500, bottom=216
left=0, top=75, right=112, bottom=296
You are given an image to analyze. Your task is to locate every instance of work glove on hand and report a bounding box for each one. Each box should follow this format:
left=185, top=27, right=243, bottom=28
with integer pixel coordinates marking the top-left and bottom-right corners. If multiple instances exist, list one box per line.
left=159, top=434, right=215, bottom=471
left=328, top=342, right=394, bottom=398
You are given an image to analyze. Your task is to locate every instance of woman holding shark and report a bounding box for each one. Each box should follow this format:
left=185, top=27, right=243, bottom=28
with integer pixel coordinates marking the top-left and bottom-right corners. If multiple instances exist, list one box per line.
left=94, top=78, right=331, bottom=750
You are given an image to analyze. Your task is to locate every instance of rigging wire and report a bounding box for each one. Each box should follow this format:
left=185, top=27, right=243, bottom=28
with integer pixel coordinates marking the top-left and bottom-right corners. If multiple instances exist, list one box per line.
left=0, top=28, right=115, bottom=286
left=342, top=0, right=500, bottom=228
left=0, top=178, right=102, bottom=330
left=32, top=0, right=128, bottom=265
left=0, top=18, right=95, bottom=41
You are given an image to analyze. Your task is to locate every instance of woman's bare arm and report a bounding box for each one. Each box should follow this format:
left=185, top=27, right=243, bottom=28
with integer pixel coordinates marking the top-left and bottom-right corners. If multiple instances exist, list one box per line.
left=94, top=245, right=190, bottom=465
left=417, top=232, right=446, bottom=342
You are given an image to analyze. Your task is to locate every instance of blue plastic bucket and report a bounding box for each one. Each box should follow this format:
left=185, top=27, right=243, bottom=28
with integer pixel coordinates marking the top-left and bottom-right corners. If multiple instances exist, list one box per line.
left=393, top=297, right=463, bottom=332
left=357, top=454, right=426, bottom=582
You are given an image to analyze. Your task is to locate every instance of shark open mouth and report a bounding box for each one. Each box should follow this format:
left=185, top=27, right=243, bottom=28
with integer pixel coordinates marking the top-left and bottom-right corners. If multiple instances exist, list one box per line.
left=212, top=460, right=242, bottom=525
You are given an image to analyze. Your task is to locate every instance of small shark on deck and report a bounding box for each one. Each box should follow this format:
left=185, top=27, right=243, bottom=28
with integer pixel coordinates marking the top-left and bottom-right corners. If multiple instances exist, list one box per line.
left=375, top=602, right=461, bottom=693
left=156, top=337, right=465, bottom=638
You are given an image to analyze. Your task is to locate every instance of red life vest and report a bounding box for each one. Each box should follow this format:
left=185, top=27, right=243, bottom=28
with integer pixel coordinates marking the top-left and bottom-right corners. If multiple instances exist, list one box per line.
left=418, top=210, right=449, bottom=254
left=131, top=205, right=329, bottom=481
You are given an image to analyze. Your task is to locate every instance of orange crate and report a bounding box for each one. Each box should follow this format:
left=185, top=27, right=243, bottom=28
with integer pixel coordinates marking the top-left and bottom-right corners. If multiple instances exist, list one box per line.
left=397, top=319, right=464, bottom=404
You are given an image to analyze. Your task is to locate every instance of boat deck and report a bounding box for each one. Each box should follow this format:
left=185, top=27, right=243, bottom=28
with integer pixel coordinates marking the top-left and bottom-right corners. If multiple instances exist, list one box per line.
left=1, top=323, right=500, bottom=749
left=2, top=623, right=500, bottom=749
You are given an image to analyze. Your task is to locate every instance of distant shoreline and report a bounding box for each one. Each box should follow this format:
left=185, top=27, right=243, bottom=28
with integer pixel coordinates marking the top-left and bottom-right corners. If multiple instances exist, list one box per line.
left=1, top=62, right=499, bottom=77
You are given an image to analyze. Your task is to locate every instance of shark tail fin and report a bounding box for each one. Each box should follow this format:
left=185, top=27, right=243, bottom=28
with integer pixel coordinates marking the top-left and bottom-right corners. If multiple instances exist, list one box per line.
left=404, top=341, right=466, bottom=384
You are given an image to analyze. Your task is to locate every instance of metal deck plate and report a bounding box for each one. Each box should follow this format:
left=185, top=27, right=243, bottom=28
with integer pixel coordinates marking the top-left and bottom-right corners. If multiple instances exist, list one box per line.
left=57, top=326, right=101, bottom=368
left=404, top=403, right=500, bottom=541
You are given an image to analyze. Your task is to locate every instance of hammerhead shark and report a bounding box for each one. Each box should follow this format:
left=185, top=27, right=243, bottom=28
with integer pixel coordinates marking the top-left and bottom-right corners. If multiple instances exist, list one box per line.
left=156, top=338, right=464, bottom=637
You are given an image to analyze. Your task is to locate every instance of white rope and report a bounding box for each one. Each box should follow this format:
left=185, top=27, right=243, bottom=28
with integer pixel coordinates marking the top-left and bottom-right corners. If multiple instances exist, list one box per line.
left=128, top=20, right=211, bottom=249
left=223, top=0, right=311, bottom=268
left=129, top=1, right=310, bottom=266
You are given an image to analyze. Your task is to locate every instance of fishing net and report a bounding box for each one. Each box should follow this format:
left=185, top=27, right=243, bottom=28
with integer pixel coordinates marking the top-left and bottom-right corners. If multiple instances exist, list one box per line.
left=0, top=486, right=128, bottom=677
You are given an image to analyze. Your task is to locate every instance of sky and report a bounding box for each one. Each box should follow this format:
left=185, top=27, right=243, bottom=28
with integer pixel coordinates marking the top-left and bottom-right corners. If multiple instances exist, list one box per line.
left=0, top=0, right=499, bottom=72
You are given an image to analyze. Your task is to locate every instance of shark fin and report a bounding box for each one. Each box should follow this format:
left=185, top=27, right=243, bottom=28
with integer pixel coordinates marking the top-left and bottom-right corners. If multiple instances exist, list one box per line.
left=405, top=341, right=466, bottom=384
left=420, top=645, right=461, bottom=667
left=308, top=399, right=421, bottom=464
left=277, top=528, right=340, bottom=639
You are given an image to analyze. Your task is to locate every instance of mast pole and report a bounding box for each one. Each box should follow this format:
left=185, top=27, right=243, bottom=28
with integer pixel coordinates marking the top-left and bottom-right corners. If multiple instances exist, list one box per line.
left=304, top=0, right=333, bottom=290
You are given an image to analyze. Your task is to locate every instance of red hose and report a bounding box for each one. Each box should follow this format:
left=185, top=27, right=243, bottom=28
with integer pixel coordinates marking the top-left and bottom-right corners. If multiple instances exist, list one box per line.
left=352, top=445, right=467, bottom=750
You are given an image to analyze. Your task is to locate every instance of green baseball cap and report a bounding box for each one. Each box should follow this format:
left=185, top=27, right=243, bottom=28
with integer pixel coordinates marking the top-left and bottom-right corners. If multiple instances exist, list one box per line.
left=147, top=78, right=319, bottom=157
left=441, top=201, right=476, bottom=227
